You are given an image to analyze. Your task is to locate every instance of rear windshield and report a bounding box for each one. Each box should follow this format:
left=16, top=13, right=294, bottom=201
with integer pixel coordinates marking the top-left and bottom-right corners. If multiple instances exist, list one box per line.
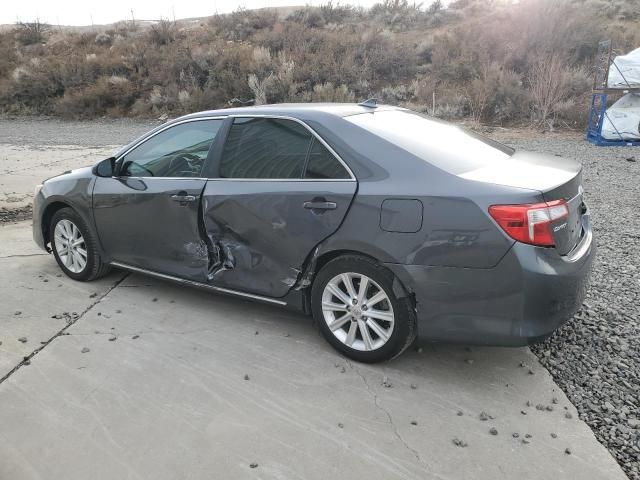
left=345, top=110, right=514, bottom=174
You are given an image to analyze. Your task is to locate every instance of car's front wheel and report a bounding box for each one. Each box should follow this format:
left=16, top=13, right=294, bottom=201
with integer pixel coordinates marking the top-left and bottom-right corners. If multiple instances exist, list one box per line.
left=50, top=207, right=110, bottom=281
left=311, top=255, right=416, bottom=363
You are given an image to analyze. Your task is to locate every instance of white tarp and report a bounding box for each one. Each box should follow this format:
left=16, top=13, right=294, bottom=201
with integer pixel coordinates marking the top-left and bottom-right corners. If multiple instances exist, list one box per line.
left=602, top=93, right=640, bottom=140
left=608, top=47, right=640, bottom=88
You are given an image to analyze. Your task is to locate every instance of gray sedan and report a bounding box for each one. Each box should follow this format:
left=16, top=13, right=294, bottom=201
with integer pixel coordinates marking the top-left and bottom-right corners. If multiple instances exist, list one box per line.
left=33, top=103, right=594, bottom=362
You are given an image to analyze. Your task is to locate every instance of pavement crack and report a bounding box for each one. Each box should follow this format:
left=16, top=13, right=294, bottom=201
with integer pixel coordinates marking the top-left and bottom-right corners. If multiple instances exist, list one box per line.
left=0, top=253, right=49, bottom=259
left=348, top=361, right=431, bottom=471
left=66, top=328, right=219, bottom=337
left=0, top=273, right=129, bottom=385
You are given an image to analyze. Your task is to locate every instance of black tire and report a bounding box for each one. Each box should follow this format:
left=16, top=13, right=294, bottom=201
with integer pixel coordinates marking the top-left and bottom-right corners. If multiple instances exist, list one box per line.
left=50, top=207, right=111, bottom=281
left=311, top=254, right=417, bottom=363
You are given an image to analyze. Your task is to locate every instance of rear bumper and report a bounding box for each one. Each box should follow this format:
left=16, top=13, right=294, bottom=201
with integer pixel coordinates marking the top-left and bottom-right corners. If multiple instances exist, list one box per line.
left=385, top=217, right=595, bottom=346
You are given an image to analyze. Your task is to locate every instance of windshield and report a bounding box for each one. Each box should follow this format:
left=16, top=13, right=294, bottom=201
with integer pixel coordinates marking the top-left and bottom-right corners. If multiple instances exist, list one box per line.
left=345, top=110, right=514, bottom=175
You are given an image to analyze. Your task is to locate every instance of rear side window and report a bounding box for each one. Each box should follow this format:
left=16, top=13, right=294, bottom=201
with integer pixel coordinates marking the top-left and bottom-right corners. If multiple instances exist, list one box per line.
left=304, top=139, right=350, bottom=179
left=346, top=110, right=514, bottom=175
left=220, top=117, right=312, bottom=179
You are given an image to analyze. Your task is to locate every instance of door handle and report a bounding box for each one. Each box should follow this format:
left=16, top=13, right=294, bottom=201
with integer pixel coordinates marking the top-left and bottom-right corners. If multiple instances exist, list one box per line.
left=170, top=193, right=198, bottom=203
left=303, top=200, right=337, bottom=210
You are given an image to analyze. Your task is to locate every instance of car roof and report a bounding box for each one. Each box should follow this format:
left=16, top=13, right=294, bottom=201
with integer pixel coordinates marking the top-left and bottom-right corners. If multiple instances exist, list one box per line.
left=115, top=103, right=399, bottom=158
left=114, top=103, right=407, bottom=161
left=177, top=103, right=402, bottom=121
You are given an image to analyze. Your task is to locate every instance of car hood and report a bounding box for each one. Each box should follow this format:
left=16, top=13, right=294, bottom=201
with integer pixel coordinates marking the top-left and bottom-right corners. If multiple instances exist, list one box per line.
left=45, top=165, right=94, bottom=184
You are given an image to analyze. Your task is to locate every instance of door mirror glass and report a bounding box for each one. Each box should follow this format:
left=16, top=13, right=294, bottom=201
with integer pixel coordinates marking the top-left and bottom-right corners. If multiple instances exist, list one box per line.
left=94, top=157, right=115, bottom=177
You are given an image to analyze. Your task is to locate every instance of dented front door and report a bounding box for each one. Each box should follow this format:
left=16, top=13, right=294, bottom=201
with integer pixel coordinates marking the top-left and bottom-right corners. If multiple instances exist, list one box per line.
left=201, top=180, right=356, bottom=298
left=93, top=177, right=208, bottom=280
left=93, top=117, right=224, bottom=281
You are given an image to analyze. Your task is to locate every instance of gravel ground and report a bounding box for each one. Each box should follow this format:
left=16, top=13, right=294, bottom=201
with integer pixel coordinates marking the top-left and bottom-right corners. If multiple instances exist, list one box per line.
left=0, top=120, right=638, bottom=477
left=493, top=130, right=640, bottom=479
left=0, top=205, right=31, bottom=223
left=0, top=116, right=159, bottom=146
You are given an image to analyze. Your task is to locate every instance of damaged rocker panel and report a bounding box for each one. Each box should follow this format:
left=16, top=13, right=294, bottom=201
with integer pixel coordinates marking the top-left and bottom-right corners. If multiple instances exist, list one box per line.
left=109, top=261, right=287, bottom=306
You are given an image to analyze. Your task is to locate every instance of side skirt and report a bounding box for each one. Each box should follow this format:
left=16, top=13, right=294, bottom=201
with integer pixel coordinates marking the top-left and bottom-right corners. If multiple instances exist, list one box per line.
left=109, top=261, right=287, bottom=306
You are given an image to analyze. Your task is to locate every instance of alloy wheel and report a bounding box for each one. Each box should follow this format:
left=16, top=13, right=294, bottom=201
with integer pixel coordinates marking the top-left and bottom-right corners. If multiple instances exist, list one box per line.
left=321, top=272, right=395, bottom=351
left=54, top=219, right=88, bottom=273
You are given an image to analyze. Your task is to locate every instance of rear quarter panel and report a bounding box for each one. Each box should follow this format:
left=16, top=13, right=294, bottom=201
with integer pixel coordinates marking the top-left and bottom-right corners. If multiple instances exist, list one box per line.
left=310, top=116, right=543, bottom=269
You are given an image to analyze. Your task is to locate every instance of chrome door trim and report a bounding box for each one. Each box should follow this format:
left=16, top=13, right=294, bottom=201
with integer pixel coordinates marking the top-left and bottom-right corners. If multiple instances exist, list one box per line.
left=116, top=177, right=354, bottom=182
left=203, top=178, right=354, bottom=182
left=114, top=177, right=210, bottom=181
left=109, top=261, right=287, bottom=306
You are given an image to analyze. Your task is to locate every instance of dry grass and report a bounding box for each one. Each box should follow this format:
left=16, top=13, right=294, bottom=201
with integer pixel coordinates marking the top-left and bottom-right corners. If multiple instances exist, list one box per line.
left=0, top=0, right=638, bottom=127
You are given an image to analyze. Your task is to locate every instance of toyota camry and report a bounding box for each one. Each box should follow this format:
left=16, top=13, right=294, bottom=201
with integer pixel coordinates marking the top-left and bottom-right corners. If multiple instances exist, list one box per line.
left=33, top=103, right=594, bottom=362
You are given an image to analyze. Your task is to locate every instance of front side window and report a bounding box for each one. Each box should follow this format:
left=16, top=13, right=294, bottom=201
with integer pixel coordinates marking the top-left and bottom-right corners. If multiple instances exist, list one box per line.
left=220, top=117, right=312, bottom=179
left=121, top=119, right=223, bottom=177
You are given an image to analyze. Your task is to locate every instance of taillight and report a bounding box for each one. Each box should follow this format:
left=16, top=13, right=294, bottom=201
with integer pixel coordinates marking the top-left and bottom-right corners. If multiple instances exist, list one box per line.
left=489, top=200, right=569, bottom=247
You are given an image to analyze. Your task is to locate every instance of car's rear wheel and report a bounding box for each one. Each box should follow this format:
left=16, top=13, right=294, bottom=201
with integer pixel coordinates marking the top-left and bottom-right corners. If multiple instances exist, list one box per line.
left=50, top=207, right=110, bottom=281
left=311, top=255, right=416, bottom=363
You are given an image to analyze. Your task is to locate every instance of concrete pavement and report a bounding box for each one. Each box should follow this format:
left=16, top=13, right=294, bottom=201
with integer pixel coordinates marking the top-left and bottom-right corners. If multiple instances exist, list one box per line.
left=0, top=145, right=116, bottom=210
left=0, top=221, right=124, bottom=378
left=0, top=220, right=628, bottom=480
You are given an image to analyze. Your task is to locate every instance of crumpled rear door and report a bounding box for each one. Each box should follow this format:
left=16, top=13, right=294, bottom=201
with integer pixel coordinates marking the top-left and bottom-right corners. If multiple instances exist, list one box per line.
left=201, top=179, right=356, bottom=298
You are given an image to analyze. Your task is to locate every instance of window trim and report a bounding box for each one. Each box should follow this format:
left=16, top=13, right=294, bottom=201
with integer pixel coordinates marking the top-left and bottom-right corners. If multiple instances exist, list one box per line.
left=114, top=116, right=227, bottom=180
left=302, top=136, right=352, bottom=181
left=113, top=114, right=356, bottom=182
left=213, top=114, right=356, bottom=182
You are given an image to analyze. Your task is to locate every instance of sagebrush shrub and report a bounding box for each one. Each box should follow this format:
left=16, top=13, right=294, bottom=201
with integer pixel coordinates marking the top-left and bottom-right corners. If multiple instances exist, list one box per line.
left=14, top=21, right=49, bottom=46
left=0, top=0, right=635, bottom=128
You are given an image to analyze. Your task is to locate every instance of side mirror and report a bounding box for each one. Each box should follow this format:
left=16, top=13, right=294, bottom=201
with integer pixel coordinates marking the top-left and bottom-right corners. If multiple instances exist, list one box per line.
left=93, top=157, right=116, bottom=177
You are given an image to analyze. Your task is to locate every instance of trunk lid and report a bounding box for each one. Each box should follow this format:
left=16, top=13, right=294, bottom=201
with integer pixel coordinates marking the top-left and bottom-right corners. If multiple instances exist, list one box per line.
left=459, top=150, right=585, bottom=255
left=542, top=169, right=585, bottom=256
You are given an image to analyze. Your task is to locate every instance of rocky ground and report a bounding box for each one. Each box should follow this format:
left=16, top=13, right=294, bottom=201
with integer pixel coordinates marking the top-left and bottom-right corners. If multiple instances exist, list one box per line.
left=0, top=120, right=638, bottom=478
left=0, top=204, right=31, bottom=223
left=0, top=116, right=159, bottom=147
left=493, top=129, right=640, bottom=479
left=0, top=117, right=158, bottom=211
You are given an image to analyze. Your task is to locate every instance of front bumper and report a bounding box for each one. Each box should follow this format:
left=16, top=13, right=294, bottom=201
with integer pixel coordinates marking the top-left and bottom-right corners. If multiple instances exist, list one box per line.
left=385, top=217, right=595, bottom=346
left=32, top=186, right=47, bottom=251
